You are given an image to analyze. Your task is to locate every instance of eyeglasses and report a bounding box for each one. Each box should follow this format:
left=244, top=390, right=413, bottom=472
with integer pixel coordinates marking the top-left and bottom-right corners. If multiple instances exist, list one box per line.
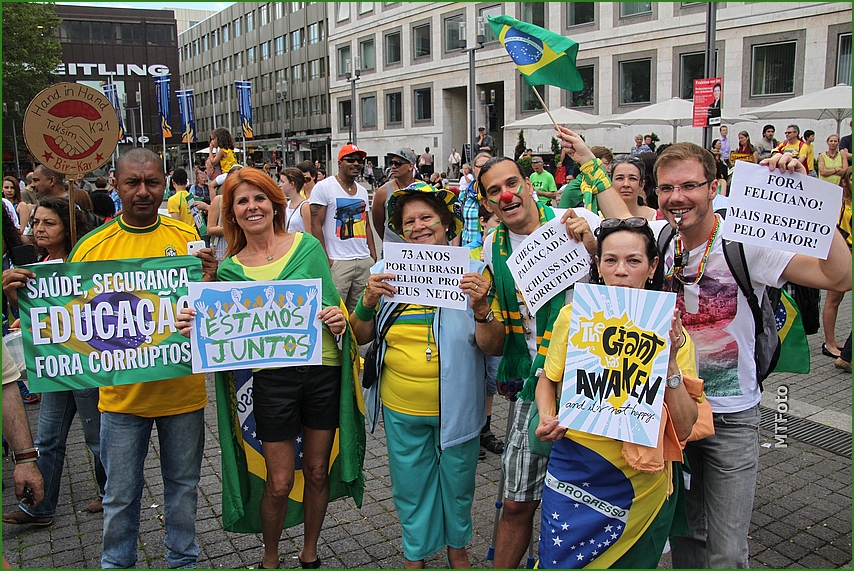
left=654, top=180, right=712, bottom=195
left=389, top=160, right=408, bottom=168
left=341, top=156, right=364, bottom=164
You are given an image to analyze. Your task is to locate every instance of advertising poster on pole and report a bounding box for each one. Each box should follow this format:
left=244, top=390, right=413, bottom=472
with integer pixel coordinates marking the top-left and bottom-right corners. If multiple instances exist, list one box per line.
left=692, top=77, right=722, bottom=127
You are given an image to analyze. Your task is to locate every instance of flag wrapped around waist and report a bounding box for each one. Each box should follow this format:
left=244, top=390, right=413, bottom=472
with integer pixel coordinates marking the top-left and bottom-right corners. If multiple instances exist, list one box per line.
left=236, top=80, right=254, bottom=139
left=215, top=319, right=365, bottom=533
left=154, top=75, right=172, bottom=139
left=487, top=15, right=584, bottom=92
left=177, top=89, right=197, bottom=144
left=774, top=289, right=810, bottom=374
left=102, top=83, right=125, bottom=141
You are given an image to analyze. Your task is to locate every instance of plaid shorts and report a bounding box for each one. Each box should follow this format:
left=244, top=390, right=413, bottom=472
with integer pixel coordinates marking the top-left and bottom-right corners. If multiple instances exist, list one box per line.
left=502, top=400, right=549, bottom=503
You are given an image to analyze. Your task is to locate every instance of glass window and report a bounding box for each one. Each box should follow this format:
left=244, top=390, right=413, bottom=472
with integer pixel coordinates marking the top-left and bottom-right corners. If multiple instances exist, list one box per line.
left=339, top=99, right=352, bottom=129
left=620, top=58, right=651, bottom=104
left=386, top=92, right=402, bottom=124
left=567, top=2, right=594, bottom=26
left=522, top=83, right=545, bottom=112
left=260, top=4, right=270, bottom=26
left=147, top=24, right=175, bottom=46
left=211, top=28, right=219, bottom=47
left=293, top=98, right=304, bottom=117
left=413, top=24, right=430, bottom=58
left=247, top=47, right=256, bottom=64
left=308, top=23, right=320, bottom=44
left=276, top=69, right=286, bottom=85
left=361, top=39, right=376, bottom=70
left=444, top=15, right=463, bottom=52
left=837, top=33, right=852, bottom=86
left=569, top=65, right=594, bottom=108
left=222, top=24, right=229, bottom=42
left=262, top=41, right=271, bottom=60
left=309, top=59, right=320, bottom=79
left=234, top=17, right=241, bottom=37
left=620, top=2, right=652, bottom=17
left=120, top=23, right=142, bottom=45
left=338, top=45, right=351, bottom=76
left=224, top=56, right=231, bottom=72
left=519, top=2, right=545, bottom=27
left=362, top=95, right=377, bottom=128
left=310, top=96, right=321, bottom=116
left=292, top=2, right=304, bottom=11
left=751, top=41, right=796, bottom=96
left=246, top=11, right=255, bottom=32
left=292, top=29, right=304, bottom=50
left=276, top=36, right=286, bottom=55
left=234, top=51, right=243, bottom=68
left=414, top=87, right=431, bottom=121
left=359, top=2, right=373, bottom=14
left=337, top=2, right=350, bottom=22
left=275, top=3, right=284, bottom=19
left=385, top=32, right=401, bottom=65
left=679, top=51, right=719, bottom=100
left=480, top=5, right=502, bottom=43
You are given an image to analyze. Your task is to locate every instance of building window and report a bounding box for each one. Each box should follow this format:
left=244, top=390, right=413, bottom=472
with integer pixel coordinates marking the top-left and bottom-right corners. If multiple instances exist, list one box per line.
left=201, top=34, right=208, bottom=51
left=222, top=24, right=230, bottom=42
left=261, top=41, right=271, bottom=60
left=293, top=98, right=304, bottom=118
left=291, top=29, right=304, bottom=51
left=233, top=17, right=241, bottom=37
left=569, top=65, right=594, bottom=108
left=309, top=59, right=321, bottom=79
left=837, top=33, right=852, bottom=86
left=223, top=56, right=231, bottom=72
left=275, top=69, right=286, bottom=85
left=276, top=36, right=286, bottom=55
left=620, top=2, right=651, bottom=17
left=386, top=91, right=402, bottom=125
left=360, top=39, right=375, bottom=70
left=338, top=45, right=351, bottom=77
left=308, top=23, right=320, bottom=44
left=147, top=24, right=175, bottom=46
left=361, top=95, right=377, bottom=128
left=444, top=15, right=463, bottom=53
left=339, top=99, right=352, bottom=129
left=260, top=4, right=270, bottom=26
left=385, top=31, right=401, bottom=65
left=247, top=47, right=256, bottom=64
left=521, top=82, right=545, bottom=112
left=292, top=2, right=304, bottom=12
left=359, top=2, right=373, bottom=14
left=620, top=58, right=651, bottom=104
left=336, top=2, right=350, bottom=22
left=246, top=10, right=255, bottom=32
left=414, top=87, right=432, bottom=121
left=679, top=51, right=719, bottom=100
left=480, top=5, right=502, bottom=43
left=275, top=3, right=284, bottom=19
left=413, top=24, right=430, bottom=59
left=211, top=28, right=219, bottom=47
left=234, top=51, right=243, bottom=68
left=567, top=3, right=594, bottom=26
left=751, top=41, right=796, bottom=96
left=519, top=2, right=545, bottom=27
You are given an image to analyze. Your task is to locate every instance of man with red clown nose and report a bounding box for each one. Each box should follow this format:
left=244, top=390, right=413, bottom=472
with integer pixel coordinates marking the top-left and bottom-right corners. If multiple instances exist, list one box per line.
left=478, top=136, right=631, bottom=569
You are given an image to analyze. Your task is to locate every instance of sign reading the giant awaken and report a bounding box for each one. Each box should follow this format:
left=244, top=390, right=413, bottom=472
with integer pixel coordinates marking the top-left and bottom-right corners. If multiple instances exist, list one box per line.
left=505, top=218, right=590, bottom=314
left=22, top=82, right=120, bottom=175
left=723, top=160, right=842, bottom=260
left=187, top=280, right=323, bottom=373
left=383, top=243, right=470, bottom=310
left=559, top=283, right=676, bottom=447
left=18, top=257, right=201, bottom=392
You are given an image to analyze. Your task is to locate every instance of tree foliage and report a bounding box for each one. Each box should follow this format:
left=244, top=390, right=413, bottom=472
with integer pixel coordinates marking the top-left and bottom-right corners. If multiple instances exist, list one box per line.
left=514, top=130, right=526, bottom=161
left=3, top=2, right=62, bottom=111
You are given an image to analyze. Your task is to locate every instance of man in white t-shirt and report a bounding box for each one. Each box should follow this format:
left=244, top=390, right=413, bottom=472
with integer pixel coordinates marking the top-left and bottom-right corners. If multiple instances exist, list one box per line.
left=654, top=143, right=851, bottom=568
left=309, top=143, right=377, bottom=313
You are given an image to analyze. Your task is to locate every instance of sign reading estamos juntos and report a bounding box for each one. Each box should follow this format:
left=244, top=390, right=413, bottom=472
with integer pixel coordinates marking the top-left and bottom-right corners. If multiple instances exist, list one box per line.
left=23, top=82, right=120, bottom=175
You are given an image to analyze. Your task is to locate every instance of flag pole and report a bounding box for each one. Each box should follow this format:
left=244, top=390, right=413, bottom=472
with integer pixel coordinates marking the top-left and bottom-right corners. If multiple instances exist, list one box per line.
left=531, top=86, right=558, bottom=129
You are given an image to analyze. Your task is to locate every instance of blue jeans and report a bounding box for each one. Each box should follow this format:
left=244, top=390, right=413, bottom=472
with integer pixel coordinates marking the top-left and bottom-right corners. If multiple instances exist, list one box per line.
left=19, top=388, right=106, bottom=517
left=671, top=404, right=760, bottom=568
left=100, top=409, right=204, bottom=569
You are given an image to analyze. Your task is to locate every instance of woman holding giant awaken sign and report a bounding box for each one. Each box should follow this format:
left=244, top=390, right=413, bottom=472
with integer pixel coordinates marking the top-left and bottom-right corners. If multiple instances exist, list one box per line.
left=177, top=168, right=364, bottom=570
left=534, top=217, right=707, bottom=569
left=349, top=182, right=504, bottom=569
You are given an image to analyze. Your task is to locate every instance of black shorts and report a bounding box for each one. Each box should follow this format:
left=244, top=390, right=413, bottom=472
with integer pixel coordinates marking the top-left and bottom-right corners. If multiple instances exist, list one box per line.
left=252, top=365, right=341, bottom=442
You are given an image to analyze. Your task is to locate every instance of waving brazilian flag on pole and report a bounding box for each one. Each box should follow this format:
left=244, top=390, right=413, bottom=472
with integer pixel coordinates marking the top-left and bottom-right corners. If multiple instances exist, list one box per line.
left=487, top=15, right=584, bottom=92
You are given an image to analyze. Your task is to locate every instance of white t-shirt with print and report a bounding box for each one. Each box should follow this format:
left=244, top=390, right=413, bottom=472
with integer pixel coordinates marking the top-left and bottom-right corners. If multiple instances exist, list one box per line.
left=309, top=176, right=371, bottom=261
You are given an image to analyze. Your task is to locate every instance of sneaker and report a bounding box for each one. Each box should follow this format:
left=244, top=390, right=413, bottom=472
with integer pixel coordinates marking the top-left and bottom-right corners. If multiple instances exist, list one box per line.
left=1, top=508, right=53, bottom=527
left=87, top=497, right=104, bottom=513
left=22, top=394, right=40, bottom=405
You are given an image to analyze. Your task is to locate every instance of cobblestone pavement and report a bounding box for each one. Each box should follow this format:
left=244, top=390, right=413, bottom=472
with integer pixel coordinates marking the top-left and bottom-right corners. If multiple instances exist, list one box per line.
left=3, top=295, right=851, bottom=569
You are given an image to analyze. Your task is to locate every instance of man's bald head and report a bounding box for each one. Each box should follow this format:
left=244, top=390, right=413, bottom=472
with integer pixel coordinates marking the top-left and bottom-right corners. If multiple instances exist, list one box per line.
left=115, top=148, right=164, bottom=180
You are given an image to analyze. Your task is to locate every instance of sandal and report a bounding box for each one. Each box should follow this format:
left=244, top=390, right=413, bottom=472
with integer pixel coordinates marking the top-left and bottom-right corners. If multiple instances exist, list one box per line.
left=480, top=430, right=504, bottom=454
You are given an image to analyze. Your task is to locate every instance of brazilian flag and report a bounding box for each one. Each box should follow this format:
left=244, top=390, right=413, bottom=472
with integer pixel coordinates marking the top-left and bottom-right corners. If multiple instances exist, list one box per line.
left=487, top=15, right=584, bottom=92
left=774, top=289, right=810, bottom=374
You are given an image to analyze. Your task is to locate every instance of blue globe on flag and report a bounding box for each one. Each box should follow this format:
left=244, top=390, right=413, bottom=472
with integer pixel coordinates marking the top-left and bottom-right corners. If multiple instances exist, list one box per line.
left=503, top=27, right=544, bottom=67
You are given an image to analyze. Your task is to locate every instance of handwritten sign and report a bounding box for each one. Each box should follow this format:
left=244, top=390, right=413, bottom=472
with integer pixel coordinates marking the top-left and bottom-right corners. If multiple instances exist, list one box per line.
left=22, top=82, right=120, bottom=175
left=17, top=257, right=201, bottom=392
left=723, top=161, right=842, bottom=259
left=187, top=280, right=323, bottom=373
left=505, top=217, right=590, bottom=315
left=559, top=283, right=675, bottom=447
left=383, top=242, right=470, bottom=310
left=729, top=152, right=754, bottom=164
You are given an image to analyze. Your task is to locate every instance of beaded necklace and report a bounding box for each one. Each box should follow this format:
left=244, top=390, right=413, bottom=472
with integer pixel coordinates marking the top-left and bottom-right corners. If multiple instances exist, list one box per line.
left=667, top=215, right=721, bottom=285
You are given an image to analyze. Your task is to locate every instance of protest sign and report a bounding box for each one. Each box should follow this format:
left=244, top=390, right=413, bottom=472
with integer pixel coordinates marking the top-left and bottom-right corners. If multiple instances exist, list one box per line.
left=187, top=279, right=323, bottom=373
left=18, top=256, right=201, bottom=392
left=729, top=152, right=754, bottom=164
left=559, top=283, right=675, bottom=447
left=383, top=242, right=470, bottom=310
left=723, top=160, right=842, bottom=259
left=505, top=217, right=590, bottom=314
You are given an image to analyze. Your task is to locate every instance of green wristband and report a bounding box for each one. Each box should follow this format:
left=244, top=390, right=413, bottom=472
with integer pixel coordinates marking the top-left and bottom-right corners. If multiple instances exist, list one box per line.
left=354, top=298, right=377, bottom=321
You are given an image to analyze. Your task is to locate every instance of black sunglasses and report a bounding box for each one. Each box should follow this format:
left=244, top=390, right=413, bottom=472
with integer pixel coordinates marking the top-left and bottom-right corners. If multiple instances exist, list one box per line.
left=389, top=160, right=409, bottom=167
left=594, top=217, right=649, bottom=238
left=342, top=156, right=364, bottom=164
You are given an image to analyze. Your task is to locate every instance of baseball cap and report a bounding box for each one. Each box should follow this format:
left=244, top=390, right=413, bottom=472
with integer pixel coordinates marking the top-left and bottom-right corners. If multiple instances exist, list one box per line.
left=531, top=157, right=544, bottom=163
left=338, top=144, right=367, bottom=161
left=387, top=148, right=417, bottom=165
left=478, top=126, right=486, bottom=131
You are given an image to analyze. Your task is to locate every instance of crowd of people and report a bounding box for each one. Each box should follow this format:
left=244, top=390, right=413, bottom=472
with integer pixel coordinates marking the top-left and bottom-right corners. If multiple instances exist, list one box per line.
left=1, top=118, right=851, bottom=570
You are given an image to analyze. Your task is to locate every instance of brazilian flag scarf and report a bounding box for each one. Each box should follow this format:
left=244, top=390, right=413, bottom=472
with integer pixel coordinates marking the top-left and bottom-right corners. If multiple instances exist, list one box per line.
left=214, top=233, right=366, bottom=533
left=492, top=203, right=566, bottom=402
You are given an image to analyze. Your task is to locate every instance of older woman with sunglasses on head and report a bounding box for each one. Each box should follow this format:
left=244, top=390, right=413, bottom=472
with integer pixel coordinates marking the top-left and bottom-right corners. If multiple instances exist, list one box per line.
left=534, top=216, right=706, bottom=569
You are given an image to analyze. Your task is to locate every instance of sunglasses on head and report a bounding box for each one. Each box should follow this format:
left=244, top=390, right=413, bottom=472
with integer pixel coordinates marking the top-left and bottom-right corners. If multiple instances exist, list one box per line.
left=389, top=160, right=408, bottom=167
left=594, top=217, right=649, bottom=238
left=342, top=156, right=364, bottom=164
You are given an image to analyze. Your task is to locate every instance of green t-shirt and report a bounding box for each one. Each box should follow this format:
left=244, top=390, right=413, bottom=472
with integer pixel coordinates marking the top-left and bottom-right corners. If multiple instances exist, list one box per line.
left=558, top=177, right=584, bottom=209
left=529, top=170, right=557, bottom=205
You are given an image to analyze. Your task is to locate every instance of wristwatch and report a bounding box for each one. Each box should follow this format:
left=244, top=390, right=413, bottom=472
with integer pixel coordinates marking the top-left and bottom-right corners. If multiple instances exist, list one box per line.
left=666, top=371, right=683, bottom=389
left=11, top=447, right=39, bottom=464
left=474, top=310, right=495, bottom=324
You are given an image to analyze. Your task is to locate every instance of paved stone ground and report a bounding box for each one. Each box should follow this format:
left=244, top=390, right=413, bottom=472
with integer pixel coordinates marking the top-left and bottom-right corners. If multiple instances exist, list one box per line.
left=3, top=295, right=851, bottom=569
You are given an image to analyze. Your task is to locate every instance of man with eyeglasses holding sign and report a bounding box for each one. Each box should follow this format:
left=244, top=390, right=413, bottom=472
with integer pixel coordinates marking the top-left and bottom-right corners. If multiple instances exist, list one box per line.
left=310, top=143, right=378, bottom=314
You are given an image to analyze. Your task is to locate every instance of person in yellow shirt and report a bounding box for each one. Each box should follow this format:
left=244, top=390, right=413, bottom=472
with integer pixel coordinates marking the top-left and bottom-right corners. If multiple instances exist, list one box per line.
left=68, top=148, right=218, bottom=568
left=167, top=167, right=208, bottom=234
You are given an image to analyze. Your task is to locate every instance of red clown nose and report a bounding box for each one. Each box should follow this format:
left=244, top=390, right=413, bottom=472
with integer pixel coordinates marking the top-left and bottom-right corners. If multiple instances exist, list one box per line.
left=500, top=191, right=516, bottom=203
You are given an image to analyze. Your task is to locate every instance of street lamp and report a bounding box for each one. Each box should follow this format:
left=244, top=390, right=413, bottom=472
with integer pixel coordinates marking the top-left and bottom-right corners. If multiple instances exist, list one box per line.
left=277, top=83, right=289, bottom=167
left=2, top=102, right=21, bottom=179
left=345, top=56, right=361, bottom=146
left=460, top=18, right=485, bottom=163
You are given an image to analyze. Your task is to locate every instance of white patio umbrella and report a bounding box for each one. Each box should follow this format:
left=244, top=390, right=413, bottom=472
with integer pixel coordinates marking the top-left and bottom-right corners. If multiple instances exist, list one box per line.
left=504, top=106, right=618, bottom=130
left=607, top=97, right=743, bottom=143
left=742, top=84, right=852, bottom=133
